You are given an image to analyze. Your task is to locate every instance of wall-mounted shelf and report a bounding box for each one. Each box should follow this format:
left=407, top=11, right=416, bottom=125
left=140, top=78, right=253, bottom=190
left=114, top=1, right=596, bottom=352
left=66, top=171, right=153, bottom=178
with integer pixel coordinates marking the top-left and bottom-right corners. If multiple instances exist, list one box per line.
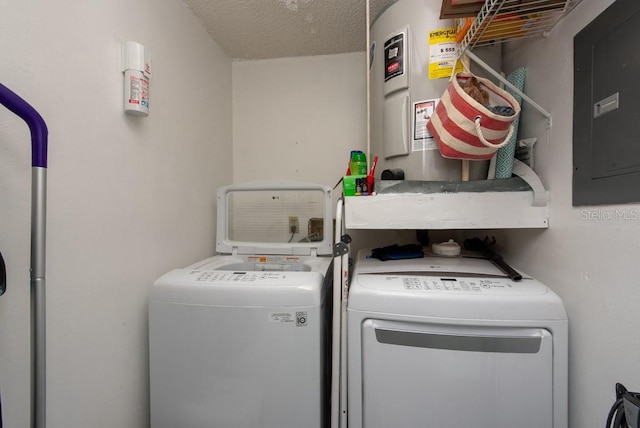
left=458, top=0, right=583, bottom=53
left=344, top=161, right=549, bottom=230
left=345, top=189, right=548, bottom=229
left=457, top=0, right=583, bottom=127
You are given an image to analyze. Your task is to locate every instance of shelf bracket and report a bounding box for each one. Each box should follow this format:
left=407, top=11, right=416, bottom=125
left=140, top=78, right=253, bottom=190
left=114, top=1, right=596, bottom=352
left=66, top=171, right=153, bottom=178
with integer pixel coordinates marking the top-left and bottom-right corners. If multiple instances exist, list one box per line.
left=512, top=159, right=548, bottom=207
left=464, top=50, right=552, bottom=129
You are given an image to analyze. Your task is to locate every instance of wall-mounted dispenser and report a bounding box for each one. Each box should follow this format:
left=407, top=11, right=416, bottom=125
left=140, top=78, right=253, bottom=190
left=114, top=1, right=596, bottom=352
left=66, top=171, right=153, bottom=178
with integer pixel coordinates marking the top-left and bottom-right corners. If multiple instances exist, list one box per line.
left=122, top=41, right=151, bottom=116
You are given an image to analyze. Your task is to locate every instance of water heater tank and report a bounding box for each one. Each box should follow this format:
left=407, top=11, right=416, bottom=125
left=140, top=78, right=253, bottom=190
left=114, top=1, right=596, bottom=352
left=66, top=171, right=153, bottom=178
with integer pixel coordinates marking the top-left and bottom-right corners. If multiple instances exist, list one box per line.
left=370, top=0, right=501, bottom=181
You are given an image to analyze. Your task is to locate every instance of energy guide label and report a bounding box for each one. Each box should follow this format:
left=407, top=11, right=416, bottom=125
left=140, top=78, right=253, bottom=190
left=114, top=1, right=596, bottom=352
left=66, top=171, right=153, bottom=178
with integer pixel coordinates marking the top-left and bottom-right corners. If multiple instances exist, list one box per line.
left=428, top=27, right=463, bottom=79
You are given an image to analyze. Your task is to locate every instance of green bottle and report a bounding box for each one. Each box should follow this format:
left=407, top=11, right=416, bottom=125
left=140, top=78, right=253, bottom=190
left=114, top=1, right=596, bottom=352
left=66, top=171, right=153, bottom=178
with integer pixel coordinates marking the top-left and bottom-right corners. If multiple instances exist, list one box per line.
left=350, top=151, right=367, bottom=176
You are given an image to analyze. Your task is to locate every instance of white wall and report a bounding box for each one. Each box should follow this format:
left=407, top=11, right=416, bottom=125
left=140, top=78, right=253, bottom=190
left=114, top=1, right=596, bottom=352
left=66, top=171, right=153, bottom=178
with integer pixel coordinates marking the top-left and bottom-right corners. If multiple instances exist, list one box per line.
left=231, top=52, right=406, bottom=251
left=0, top=1, right=232, bottom=427
left=495, top=1, right=640, bottom=427
left=232, top=53, right=367, bottom=185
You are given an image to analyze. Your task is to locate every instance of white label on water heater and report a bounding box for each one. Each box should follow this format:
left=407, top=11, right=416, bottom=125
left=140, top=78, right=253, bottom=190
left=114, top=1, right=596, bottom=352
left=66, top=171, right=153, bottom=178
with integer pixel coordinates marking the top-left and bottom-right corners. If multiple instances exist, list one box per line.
left=383, top=28, right=410, bottom=96
left=384, top=33, right=405, bottom=81
left=413, top=100, right=438, bottom=151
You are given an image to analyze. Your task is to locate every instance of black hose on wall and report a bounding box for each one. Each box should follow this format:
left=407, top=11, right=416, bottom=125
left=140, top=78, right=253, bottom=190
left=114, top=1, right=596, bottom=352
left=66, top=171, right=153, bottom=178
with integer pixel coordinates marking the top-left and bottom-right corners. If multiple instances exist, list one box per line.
left=0, top=250, right=6, bottom=295
left=0, top=250, right=5, bottom=426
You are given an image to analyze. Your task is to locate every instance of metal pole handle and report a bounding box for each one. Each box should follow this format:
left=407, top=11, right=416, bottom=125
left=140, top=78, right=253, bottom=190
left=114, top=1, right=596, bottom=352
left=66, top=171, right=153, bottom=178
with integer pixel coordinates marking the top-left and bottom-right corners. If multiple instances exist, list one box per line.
left=0, top=83, right=49, bottom=428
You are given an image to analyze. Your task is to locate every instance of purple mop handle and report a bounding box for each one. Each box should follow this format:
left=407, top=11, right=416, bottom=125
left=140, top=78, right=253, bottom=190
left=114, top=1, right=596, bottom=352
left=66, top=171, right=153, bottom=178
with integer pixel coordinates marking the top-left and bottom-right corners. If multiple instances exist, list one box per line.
left=0, top=83, right=48, bottom=168
left=0, top=82, right=48, bottom=428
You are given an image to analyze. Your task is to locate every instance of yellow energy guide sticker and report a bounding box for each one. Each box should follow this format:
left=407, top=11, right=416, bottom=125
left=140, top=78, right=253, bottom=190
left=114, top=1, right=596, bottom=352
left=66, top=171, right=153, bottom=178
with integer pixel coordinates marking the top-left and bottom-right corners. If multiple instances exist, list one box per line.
left=428, top=27, right=463, bottom=79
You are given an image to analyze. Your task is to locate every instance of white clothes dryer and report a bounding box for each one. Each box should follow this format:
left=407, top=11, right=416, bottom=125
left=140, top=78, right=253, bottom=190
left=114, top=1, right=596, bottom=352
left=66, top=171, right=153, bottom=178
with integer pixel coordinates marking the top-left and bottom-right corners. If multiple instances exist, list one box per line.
left=347, top=249, right=568, bottom=428
left=149, top=182, right=334, bottom=428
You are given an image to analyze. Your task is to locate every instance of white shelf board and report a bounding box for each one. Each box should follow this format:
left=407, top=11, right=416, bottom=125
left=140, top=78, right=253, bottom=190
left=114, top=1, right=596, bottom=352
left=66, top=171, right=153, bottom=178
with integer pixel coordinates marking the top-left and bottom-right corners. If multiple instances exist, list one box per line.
left=344, top=191, right=549, bottom=229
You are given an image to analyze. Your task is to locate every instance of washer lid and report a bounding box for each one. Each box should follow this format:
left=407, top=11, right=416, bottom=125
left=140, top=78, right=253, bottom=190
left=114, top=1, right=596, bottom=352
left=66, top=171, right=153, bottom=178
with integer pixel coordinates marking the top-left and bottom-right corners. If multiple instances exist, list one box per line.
left=216, top=181, right=333, bottom=256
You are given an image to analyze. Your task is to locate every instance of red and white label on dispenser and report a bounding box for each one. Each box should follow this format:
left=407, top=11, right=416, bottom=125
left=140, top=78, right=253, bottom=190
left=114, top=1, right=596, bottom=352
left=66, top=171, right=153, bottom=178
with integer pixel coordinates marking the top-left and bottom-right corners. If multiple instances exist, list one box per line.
left=413, top=99, right=438, bottom=152
left=128, top=73, right=149, bottom=108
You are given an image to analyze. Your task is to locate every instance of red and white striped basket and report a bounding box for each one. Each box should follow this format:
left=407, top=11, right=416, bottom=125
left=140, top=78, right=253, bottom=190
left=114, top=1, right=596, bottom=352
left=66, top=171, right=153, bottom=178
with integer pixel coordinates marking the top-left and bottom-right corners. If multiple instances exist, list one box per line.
left=426, top=72, right=520, bottom=160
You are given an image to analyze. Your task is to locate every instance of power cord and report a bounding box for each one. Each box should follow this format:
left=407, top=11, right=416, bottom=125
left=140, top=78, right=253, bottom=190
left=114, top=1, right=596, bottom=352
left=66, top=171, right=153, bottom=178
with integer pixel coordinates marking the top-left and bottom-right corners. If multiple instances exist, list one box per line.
left=607, top=383, right=640, bottom=428
left=607, top=397, right=625, bottom=428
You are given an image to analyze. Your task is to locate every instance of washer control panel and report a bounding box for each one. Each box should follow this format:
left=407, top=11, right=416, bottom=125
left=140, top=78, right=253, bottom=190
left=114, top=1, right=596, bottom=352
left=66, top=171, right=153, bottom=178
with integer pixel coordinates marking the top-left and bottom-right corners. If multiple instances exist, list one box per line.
left=191, top=271, right=287, bottom=283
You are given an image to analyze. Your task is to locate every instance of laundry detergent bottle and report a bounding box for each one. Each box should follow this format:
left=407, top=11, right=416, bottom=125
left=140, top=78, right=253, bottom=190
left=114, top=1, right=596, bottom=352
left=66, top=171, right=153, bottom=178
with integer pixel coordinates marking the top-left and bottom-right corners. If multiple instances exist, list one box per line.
left=350, top=151, right=367, bottom=176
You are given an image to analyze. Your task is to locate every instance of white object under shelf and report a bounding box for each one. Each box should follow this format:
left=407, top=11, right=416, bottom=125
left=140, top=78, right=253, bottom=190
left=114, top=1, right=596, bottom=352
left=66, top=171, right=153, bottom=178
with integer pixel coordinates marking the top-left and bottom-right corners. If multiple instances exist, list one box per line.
left=344, top=190, right=548, bottom=229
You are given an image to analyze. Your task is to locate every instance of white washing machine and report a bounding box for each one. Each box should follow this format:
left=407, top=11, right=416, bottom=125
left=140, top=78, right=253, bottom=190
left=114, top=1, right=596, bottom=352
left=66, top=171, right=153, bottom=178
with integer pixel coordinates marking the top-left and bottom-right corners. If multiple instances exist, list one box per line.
left=149, top=182, right=334, bottom=428
left=347, top=249, right=568, bottom=428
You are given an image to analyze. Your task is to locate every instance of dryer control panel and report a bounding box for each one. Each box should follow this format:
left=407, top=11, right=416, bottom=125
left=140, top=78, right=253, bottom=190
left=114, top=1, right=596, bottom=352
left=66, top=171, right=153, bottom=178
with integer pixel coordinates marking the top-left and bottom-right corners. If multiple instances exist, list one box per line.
left=403, top=277, right=489, bottom=292
left=358, top=274, right=548, bottom=296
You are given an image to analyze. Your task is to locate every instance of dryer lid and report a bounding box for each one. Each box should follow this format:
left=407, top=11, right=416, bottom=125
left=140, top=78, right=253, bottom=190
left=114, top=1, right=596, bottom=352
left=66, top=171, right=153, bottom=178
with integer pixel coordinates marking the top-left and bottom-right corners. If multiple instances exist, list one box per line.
left=216, top=181, right=333, bottom=256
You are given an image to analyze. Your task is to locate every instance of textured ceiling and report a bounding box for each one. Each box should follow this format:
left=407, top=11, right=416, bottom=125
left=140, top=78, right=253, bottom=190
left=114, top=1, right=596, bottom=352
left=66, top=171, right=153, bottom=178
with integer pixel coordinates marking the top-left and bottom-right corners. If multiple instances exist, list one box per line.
left=182, top=0, right=398, bottom=60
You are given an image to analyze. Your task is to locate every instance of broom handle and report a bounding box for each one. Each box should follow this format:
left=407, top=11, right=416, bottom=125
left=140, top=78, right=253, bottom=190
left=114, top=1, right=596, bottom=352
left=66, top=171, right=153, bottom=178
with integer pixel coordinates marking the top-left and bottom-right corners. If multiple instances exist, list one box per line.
left=460, top=54, right=470, bottom=181
left=461, top=160, right=469, bottom=181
